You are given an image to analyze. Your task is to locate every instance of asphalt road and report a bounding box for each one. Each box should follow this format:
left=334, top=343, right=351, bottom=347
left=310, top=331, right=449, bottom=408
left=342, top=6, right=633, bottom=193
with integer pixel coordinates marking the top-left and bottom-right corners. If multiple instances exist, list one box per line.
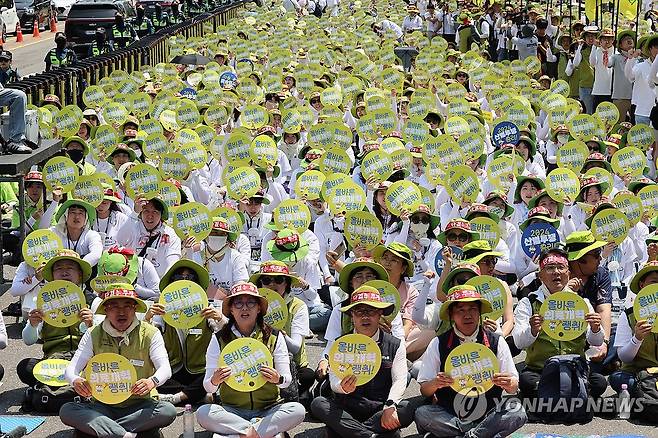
left=4, top=31, right=56, bottom=78
left=0, top=268, right=657, bottom=438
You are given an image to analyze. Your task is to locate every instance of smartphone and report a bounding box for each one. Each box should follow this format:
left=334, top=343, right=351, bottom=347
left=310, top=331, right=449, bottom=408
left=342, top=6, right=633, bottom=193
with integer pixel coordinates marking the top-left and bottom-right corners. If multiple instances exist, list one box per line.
left=334, top=241, right=347, bottom=258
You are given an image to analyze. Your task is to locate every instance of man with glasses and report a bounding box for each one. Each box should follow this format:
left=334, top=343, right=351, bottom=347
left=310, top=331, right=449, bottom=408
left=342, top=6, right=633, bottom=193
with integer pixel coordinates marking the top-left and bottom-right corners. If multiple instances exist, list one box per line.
left=566, top=231, right=612, bottom=365
left=513, top=248, right=607, bottom=406
left=311, top=285, right=415, bottom=438
left=60, top=284, right=177, bottom=437
left=145, top=259, right=223, bottom=406
left=0, top=50, right=19, bottom=86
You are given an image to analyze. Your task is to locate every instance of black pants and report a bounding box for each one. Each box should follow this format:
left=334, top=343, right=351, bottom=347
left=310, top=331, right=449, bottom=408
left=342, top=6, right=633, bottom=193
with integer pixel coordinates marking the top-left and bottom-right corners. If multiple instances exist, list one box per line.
left=519, top=368, right=608, bottom=399
left=299, top=365, right=315, bottom=394
left=0, top=363, right=4, bottom=382
left=17, top=357, right=42, bottom=387
left=592, top=94, right=612, bottom=109
left=310, top=396, right=417, bottom=438
left=157, top=367, right=206, bottom=404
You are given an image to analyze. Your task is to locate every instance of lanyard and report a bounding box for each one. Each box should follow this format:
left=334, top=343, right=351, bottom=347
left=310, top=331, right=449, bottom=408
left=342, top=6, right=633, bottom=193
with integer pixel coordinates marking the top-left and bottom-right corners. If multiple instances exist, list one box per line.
left=66, top=228, right=83, bottom=253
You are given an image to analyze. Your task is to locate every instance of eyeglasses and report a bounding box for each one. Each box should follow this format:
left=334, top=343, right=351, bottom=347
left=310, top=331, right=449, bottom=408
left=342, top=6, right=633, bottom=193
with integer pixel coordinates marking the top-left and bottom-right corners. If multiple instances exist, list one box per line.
left=446, top=232, right=469, bottom=242
left=261, top=276, right=285, bottom=286
left=543, top=265, right=569, bottom=274
left=457, top=73, right=468, bottom=78
left=411, top=216, right=430, bottom=224
left=480, top=257, right=497, bottom=267
left=231, top=299, right=259, bottom=309
left=351, top=307, right=380, bottom=317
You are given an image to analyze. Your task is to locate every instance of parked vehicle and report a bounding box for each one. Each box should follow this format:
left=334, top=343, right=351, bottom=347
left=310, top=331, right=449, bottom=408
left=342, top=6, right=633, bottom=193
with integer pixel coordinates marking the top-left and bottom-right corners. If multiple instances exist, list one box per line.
left=65, top=0, right=136, bottom=58
left=52, top=0, right=75, bottom=21
left=139, top=0, right=172, bottom=15
left=0, top=0, right=20, bottom=39
left=15, top=0, right=52, bottom=30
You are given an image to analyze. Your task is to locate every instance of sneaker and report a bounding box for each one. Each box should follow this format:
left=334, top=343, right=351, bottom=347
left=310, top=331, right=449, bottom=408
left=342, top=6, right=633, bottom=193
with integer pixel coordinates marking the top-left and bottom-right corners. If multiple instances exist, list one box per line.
left=4, top=141, right=32, bottom=154
left=2, top=301, right=21, bottom=317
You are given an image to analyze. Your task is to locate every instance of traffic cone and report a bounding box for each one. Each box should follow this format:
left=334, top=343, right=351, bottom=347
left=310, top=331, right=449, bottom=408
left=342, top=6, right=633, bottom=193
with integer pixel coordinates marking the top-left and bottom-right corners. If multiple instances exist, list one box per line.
left=50, top=16, right=57, bottom=32
left=32, top=19, right=40, bottom=38
left=15, top=23, right=22, bottom=43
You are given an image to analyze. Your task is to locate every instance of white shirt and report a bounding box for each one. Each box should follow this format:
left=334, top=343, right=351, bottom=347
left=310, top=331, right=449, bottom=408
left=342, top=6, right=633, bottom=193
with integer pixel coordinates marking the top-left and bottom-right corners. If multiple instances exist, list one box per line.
left=402, top=15, right=423, bottom=33
left=589, top=45, right=614, bottom=96
left=329, top=329, right=407, bottom=404
left=203, top=325, right=291, bottom=393
left=625, top=57, right=657, bottom=117
left=614, top=310, right=645, bottom=364
left=64, top=322, right=172, bottom=386
left=92, top=210, right=131, bottom=250
left=380, top=20, right=403, bottom=39
left=124, top=215, right=182, bottom=277
left=51, top=226, right=103, bottom=267
left=190, top=246, right=249, bottom=293
left=134, top=256, right=161, bottom=300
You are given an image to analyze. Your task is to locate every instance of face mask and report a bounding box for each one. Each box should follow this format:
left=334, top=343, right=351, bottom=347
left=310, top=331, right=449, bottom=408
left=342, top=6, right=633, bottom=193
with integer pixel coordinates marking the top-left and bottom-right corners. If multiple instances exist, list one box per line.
left=67, top=150, right=84, bottom=163
left=557, top=133, right=569, bottom=144
left=207, top=235, right=228, bottom=252
left=332, top=216, right=345, bottom=231
left=410, top=222, right=430, bottom=237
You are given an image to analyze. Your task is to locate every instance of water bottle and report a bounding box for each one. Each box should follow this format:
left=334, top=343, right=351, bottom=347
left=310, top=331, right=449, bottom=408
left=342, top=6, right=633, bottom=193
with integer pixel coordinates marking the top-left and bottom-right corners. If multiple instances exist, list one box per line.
left=183, top=404, right=195, bottom=438
left=618, top=384, right=631, bottom=419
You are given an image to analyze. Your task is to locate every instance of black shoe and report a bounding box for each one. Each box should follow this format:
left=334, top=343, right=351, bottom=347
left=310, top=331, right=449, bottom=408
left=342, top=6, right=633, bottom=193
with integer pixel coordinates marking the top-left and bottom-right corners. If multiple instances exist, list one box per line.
left=73, top=431, right=96, bottom=438
left=25, top=139, right=38, bottom=150
left=4, top=141, right=32, bottom=154
left=2, top=301, right=21, bottom=317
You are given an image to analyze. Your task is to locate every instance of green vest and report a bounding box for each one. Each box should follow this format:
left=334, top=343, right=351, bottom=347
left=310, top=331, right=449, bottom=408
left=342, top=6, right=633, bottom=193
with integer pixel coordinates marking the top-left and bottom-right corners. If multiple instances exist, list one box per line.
left=578, top=45, right=594, bottom=88
left=162, top=319, right=212, bottom=374
left=42, top=322, right=83, bottom=357
left=112, top=25, right=133, bottom=48
left=152, top=16, right=168, bottom=29
left=48, top=49, right=70, bottom=68
left=285, top=297, right=308, bottom=367
left=91, top=321, right=157, bottom=406
left=524, top=296, right=587, bottom=371
left=217, top=327, right=280, bottom=410
left=458, top=27, right=472, bottom=53
left=621, top=309, right=658, bottom=373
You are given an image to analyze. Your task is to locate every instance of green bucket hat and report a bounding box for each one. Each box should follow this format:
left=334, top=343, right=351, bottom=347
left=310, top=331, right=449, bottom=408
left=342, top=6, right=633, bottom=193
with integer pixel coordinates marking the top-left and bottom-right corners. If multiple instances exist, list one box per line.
left=628, top=177, right=655, bottom=194
left=55, top=199, right=97, bottom=225
left=372, top=242, right=415, bottom=277
left=483, top=191, right=515, bottom=219
left=441, top=262, right=481, bottom=294
left=527, top=189, right=564, bottom=216
left=339, top=285, right=394, bottom=315
left=159, top=258, right=210, bottom=291
left=630, top=261, right=658, bottom=294
left=518, top=135, right=537, bottom=158
left=461, top=240, right=503, bottom=264
left=437, top=219, right=479, bottom=246
left=96, top=283, right=148, bottom=315
left=584, top=201, right=616, bottom=228
left=520, top=206, right=561, bottom=232
left=565, top=230, right=607, bottom=261
left=514, top=175, right=546, bottom=204
left=43, top=248, right=93, bottom=283
left=267, top=229, right=310, bottom=264
left=62, top=136, right=90, bottom=156
left=97, top=247, right=139, bottom=284
left=106, top=143, right=137, bottom=164
left=338, top=257, right=389, bottom=293
left=439, top=284, right=493, bottom=322
left=144, top=196, right=169, bottom=221
left=249, top=260, right=302, bottom=289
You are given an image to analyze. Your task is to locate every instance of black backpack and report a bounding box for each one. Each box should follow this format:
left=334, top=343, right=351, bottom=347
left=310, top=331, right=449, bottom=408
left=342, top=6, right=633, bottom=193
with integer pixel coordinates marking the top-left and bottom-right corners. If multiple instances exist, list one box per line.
left=22, top=384, right=80, bottom=414
left=630, top=370, right=658, bottom=423
left=536, top=354, right=593, bottom=423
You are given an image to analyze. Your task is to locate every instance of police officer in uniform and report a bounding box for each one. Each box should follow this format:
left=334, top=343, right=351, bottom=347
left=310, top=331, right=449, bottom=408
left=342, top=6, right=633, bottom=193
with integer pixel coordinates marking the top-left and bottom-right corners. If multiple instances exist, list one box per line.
left=151, top=3, right=170, bottom=31
left=133, top=5, right=154, bottom=38
left=109, top=12, right=138, bottom=50
left=87, top=28, right=112, bottom=58
left=44, top=33, right=77, bottom=71
left=169, top=1, right=186, bottom=24
left=0, top=51, right=19, bottom=86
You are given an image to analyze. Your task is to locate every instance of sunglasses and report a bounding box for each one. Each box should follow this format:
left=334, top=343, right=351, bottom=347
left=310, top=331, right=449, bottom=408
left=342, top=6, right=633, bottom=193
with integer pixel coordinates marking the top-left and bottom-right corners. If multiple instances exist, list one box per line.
left=411, top=216, right=430, bottom=224
left=261, top=276, right=286, bottom=286
left=232, top=299, right=259, bottom=310
left=446, top=232, right=470, bottom=242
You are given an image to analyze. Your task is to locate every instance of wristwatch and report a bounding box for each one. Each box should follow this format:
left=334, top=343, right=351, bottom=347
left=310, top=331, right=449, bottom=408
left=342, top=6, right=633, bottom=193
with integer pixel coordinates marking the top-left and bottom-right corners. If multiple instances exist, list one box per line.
left=151, top=376, right=160, bottom=386
left=384, top=399, right=397, bottom=408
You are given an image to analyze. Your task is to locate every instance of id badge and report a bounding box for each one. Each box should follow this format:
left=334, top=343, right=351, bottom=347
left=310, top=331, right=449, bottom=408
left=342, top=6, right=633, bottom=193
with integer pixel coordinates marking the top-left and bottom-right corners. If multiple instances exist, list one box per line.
left=248, top=228, right=259, bottom=237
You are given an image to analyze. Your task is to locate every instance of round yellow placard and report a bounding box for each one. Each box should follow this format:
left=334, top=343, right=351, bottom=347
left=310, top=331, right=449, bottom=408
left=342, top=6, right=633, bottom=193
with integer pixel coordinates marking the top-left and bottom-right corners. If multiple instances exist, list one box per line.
left=638, top=185, right=658, bottom=219
left=260, top=287, right=288, bottom=331
left=539, top=291, right=589, bottom=341
left=37, top=280, right=86, bottom=328
left=633, top=284, right=658, bottom=333
left=612, top=191, right=643, bottom=226
left=43, top=156, right=78, bottom=192
left=226, top=167, right=261, bottom=201
left=22, top=229, right=63, bottom=268
left=218, top=338, right=273, bottom=392
left=557, top=140, right=589, bottom=174
left=590, top=208, right=630, bottom=245
left=627, top=123, right=654, bottom=151
left=33, top=358, right=70, bottom=387
left=445, top=343, right=499, bottom=396
left=240, top=104, right=268, bottom=130
left=172, top=202, right=212, bottom=242
left=158, top=180, right=182, bottom=208
left=326, top=181, right=367, bottom=216
left=364, top=279, right=400, bottom=322
left=160, top=152, right=191, bottom=180
left=361, top=150, right=394, bottom=184
left=546, top=168, right=580, bottom=204
left=86, top=353, right=137, bottom=405
left=159, top=280, right=209, bottom=329
left=611, top=146, right=646, bottom=177
left=344, top=210, right=384, bottom=251
left=213, top=206, right=244, bottom=234
left=124, top=163, right=161, bottom=199
left=328, top=333, right=382, bottom=386
left=384, top=180, right=422, bottom=217
left=469, top=217, right=500, bottom=248
left=90, top=275, right=126, bottom=294
left=273, top=199, right=311, bottom=233
left=446, top=165, right=480, bottom=205
left=295, top=170, right=326, bottom=200
left=486, top=155, right=522, bottom=191
left=73, top=174, right=105, bottom=208
left=466, top=275, right=507, bottom=321
left=54, top=106, right=83, bottom=137
left=177, top=142, right=207, bottom=171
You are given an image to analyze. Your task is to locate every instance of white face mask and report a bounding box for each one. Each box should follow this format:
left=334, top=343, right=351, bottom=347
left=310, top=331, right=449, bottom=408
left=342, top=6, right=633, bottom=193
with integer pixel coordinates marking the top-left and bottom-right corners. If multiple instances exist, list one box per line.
left=557, top=133, right=569, bottom=144
left=207, top=235, right=228, bottom=252
left=332, top=216, right=345, bottom=231
left=410, top=222, right=430, bottom=237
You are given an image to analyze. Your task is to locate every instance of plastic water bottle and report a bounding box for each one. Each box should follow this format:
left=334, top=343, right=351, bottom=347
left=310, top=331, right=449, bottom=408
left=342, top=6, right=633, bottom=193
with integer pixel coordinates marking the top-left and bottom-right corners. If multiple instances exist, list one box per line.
left=183, top=404, right=195, bottom=438
left=618, top=384, right=631, bottom=419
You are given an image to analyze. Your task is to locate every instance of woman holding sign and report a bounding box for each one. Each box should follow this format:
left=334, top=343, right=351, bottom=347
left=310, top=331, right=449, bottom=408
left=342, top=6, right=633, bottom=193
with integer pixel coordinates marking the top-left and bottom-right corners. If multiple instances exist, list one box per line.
left=50, top=199, right=103, bottom=268
left=250, top=261, right=316, bottom=399
left=92, top=186, right=131, bottom=250
left=197, top=282, right=306, bottom=437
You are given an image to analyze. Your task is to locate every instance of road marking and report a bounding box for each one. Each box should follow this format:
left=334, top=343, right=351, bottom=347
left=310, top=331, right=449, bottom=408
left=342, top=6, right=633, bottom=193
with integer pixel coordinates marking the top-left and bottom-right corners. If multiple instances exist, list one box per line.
left=5, top=34, right=55, bottom=51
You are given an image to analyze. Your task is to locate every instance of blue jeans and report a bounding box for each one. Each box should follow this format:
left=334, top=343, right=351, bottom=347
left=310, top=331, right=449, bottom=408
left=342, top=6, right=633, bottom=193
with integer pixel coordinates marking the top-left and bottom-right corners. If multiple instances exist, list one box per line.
left=415, top=399, right=527, bottom=438
left=609, top=371, right=637, bottom=393
left=309, top=303, right=331, bottom=332
left=635, top=114, right=652, bottom=127
left=579, top=87, right=594, bottom=114
left=0, top=87, right=26, bottom=142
